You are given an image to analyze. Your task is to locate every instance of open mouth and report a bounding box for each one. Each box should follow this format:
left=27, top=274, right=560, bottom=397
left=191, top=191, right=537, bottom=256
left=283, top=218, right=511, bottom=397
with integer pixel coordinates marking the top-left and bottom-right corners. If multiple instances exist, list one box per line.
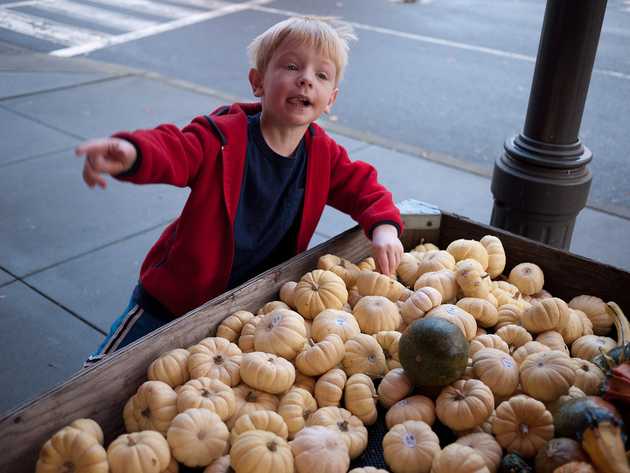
left=288, top=96, right=312, bottom=107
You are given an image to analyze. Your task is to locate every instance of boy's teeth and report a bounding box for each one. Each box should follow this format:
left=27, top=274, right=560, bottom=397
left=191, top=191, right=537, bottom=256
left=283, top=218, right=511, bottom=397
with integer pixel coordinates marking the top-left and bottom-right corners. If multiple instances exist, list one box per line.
left=290, top=97, right=309, bottom=106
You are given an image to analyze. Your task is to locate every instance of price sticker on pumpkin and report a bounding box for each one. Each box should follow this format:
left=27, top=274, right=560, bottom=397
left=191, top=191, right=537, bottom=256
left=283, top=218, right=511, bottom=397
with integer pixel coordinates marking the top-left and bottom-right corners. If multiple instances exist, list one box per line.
left=335, top=318, right=346, bottom=326
left=271, top=313, right=283, bottom=327
left=501, top=357, right=514, bottom=369
left=403, top=433, right=417, bottom=448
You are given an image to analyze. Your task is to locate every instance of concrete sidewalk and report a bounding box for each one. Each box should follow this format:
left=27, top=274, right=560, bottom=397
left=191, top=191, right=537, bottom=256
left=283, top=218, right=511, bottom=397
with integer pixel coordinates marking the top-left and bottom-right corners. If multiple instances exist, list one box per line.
left=1, top=45, right=629, bottom=416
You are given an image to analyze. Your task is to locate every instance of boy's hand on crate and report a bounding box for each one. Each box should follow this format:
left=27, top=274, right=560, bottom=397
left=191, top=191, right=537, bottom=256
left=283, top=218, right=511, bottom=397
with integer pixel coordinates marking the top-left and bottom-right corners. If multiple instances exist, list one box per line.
left=371, top=223, right=403, bottom=277
left=75, top=138, right=137, bottom=189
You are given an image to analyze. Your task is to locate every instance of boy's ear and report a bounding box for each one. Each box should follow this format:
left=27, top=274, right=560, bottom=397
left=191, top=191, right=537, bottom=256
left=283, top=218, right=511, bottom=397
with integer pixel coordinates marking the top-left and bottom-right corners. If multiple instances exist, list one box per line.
left=325, top=88, right=339, bottom=114
left=249, top=68, right=264, bottom=97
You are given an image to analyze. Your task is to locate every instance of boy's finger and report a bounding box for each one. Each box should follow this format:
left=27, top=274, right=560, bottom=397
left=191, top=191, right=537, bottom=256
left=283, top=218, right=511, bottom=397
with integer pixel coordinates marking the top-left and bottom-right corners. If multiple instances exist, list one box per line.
left=82, top=163, right=97, bottom=188
left=75, top=138, right=111, bottom=157
left=83, top=158, right=107, bottom=189
left=373, top=252, right=382, bottom=274
left=389, top=250, right=397, bottom=276
left=85, top=153, right=123, bottom=176
left=393, top=248, right=401, bottom=273
left=96, top=154, right=126, bottom=175
left=75, top=141, right=96, bottom=157
left=378, top=253, right=390, bottom=276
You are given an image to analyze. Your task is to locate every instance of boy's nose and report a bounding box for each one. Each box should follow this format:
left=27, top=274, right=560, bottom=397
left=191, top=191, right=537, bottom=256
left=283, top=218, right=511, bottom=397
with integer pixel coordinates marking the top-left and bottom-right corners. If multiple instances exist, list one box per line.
left=298, top=74, right=313, bottom=88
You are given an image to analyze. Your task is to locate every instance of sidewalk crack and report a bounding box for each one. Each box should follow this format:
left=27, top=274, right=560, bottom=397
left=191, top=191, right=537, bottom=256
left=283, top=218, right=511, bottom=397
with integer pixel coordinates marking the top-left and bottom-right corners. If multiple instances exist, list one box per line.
left=0, top=271, right=106, bottom=335
left=0, top=104, right=86, bottom=140
left=0, top=72, right=135, bottom=103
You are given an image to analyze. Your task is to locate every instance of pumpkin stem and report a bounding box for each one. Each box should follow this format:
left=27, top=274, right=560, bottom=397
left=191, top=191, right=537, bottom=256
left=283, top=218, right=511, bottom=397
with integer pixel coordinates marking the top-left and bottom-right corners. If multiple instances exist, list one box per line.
left=141, top=408, right=151, bottom=419
left=267, top=440, right=278, bottom=452
left=213, top=354, right=224, bottom=365
left=60, top=461, right=75, bottom=473
left=202, top=389, right=211, bottom=398
left=453, top=389, right=465, bottom=401
left=127, top=437, right=137, bottom=447
left=245, top=391, right=258, bottom=402
left=337, top=420, right=349, bottom=432
left=519, top=423, right=529, bottom=435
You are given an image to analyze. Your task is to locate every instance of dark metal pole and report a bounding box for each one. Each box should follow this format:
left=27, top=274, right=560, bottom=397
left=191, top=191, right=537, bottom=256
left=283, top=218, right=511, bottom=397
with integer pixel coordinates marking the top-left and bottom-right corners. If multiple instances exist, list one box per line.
left=490, top=0, right=607, bottom=249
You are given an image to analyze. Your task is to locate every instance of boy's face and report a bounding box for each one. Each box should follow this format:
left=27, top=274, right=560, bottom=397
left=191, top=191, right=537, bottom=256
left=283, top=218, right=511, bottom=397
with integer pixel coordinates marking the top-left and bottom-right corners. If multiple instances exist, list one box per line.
left=249, top=39, right=339, bottom=128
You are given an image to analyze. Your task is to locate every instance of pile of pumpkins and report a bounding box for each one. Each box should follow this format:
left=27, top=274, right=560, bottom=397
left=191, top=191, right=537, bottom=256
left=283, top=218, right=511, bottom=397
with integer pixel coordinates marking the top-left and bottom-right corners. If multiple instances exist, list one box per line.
left=36, top=236, right=630, bottom=473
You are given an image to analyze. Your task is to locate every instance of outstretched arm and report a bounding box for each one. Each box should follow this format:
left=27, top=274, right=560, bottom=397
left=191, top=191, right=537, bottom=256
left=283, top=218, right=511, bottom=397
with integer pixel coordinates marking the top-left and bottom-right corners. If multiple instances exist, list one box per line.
left=75, top=117, right=221, bottom=189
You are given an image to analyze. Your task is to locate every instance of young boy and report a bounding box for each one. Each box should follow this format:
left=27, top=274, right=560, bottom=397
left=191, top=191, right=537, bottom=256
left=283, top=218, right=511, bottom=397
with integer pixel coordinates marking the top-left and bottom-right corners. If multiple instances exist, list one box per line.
left=76, top=16, right=404, bottom=362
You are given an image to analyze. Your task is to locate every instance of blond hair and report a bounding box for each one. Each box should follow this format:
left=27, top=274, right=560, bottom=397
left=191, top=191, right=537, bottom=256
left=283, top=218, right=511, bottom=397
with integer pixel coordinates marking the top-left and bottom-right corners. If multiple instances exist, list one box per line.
left=247, top=16, right=357, bottom=84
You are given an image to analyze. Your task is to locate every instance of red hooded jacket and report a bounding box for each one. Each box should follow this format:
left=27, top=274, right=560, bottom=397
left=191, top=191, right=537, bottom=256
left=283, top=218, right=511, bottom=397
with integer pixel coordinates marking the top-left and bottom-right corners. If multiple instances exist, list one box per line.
left=114, top=102, right=403, bottom=316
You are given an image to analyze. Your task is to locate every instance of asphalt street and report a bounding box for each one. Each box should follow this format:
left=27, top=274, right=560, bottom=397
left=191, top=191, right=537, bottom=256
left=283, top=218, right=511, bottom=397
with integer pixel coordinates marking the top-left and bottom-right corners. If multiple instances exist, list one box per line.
left=1, top=0, right=629, bottom=216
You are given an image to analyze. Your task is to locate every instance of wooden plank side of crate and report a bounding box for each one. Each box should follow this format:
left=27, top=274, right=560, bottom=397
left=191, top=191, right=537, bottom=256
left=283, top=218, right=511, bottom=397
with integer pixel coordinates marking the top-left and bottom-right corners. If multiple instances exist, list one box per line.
left=0, top=226, right=378, bottom=472
left=439, top=212, right=630, bottom=312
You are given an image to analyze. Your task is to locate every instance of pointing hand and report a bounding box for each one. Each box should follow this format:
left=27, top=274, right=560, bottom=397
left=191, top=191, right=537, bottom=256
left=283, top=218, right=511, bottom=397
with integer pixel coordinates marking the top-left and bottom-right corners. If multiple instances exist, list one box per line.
left=75, top=138, right=137, bottom=189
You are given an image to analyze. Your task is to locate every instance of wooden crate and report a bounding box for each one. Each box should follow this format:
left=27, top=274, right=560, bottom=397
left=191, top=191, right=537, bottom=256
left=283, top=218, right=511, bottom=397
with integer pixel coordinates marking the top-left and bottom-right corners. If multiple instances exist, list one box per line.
left=2, top=203, right=629, bottom=471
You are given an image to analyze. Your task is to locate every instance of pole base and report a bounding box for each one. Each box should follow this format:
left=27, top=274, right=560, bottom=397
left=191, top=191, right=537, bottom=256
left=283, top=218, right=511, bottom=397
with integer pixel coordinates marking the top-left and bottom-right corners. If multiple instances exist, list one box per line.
left=490, top=134, right=592, bottom=250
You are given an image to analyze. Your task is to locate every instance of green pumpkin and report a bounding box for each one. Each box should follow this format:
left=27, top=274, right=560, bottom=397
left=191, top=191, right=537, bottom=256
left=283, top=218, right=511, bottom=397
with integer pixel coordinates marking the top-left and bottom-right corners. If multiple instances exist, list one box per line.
left=499, top=453, right=533, bottom=473
left=398, top=317, right=468, bottom=387
left=554, top=397, right=624, bottom=440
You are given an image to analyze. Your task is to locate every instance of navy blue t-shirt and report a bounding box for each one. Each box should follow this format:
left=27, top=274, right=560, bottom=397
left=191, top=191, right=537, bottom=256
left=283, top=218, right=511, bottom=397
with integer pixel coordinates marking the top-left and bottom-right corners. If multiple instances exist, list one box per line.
left=227, top=113, right=307, bottom=288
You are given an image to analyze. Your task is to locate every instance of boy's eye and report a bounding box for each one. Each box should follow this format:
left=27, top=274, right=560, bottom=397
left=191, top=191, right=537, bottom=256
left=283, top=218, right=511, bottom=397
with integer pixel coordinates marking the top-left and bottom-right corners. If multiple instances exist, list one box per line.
left=287, top=63, right=298, bottom=71
left=317, top=72, right=329, bottom=80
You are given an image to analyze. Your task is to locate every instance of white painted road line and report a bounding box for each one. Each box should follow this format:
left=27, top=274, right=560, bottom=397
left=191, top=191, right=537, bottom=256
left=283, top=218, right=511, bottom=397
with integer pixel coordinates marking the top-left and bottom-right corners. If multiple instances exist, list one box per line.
left=0, top=1, right=45, bottom=8
left=0, top=8, right=109, bottom=47
left=30, top=0, right=158, bottom=31
left=50, top=0, right=273, bottom=57
left=86, top=0, right=203, bottom=19
left=250, top=4, right=630, bottom=81
left=165, top=0, right=233, bottom=10
left=250, top=4, right=536, bottom=63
